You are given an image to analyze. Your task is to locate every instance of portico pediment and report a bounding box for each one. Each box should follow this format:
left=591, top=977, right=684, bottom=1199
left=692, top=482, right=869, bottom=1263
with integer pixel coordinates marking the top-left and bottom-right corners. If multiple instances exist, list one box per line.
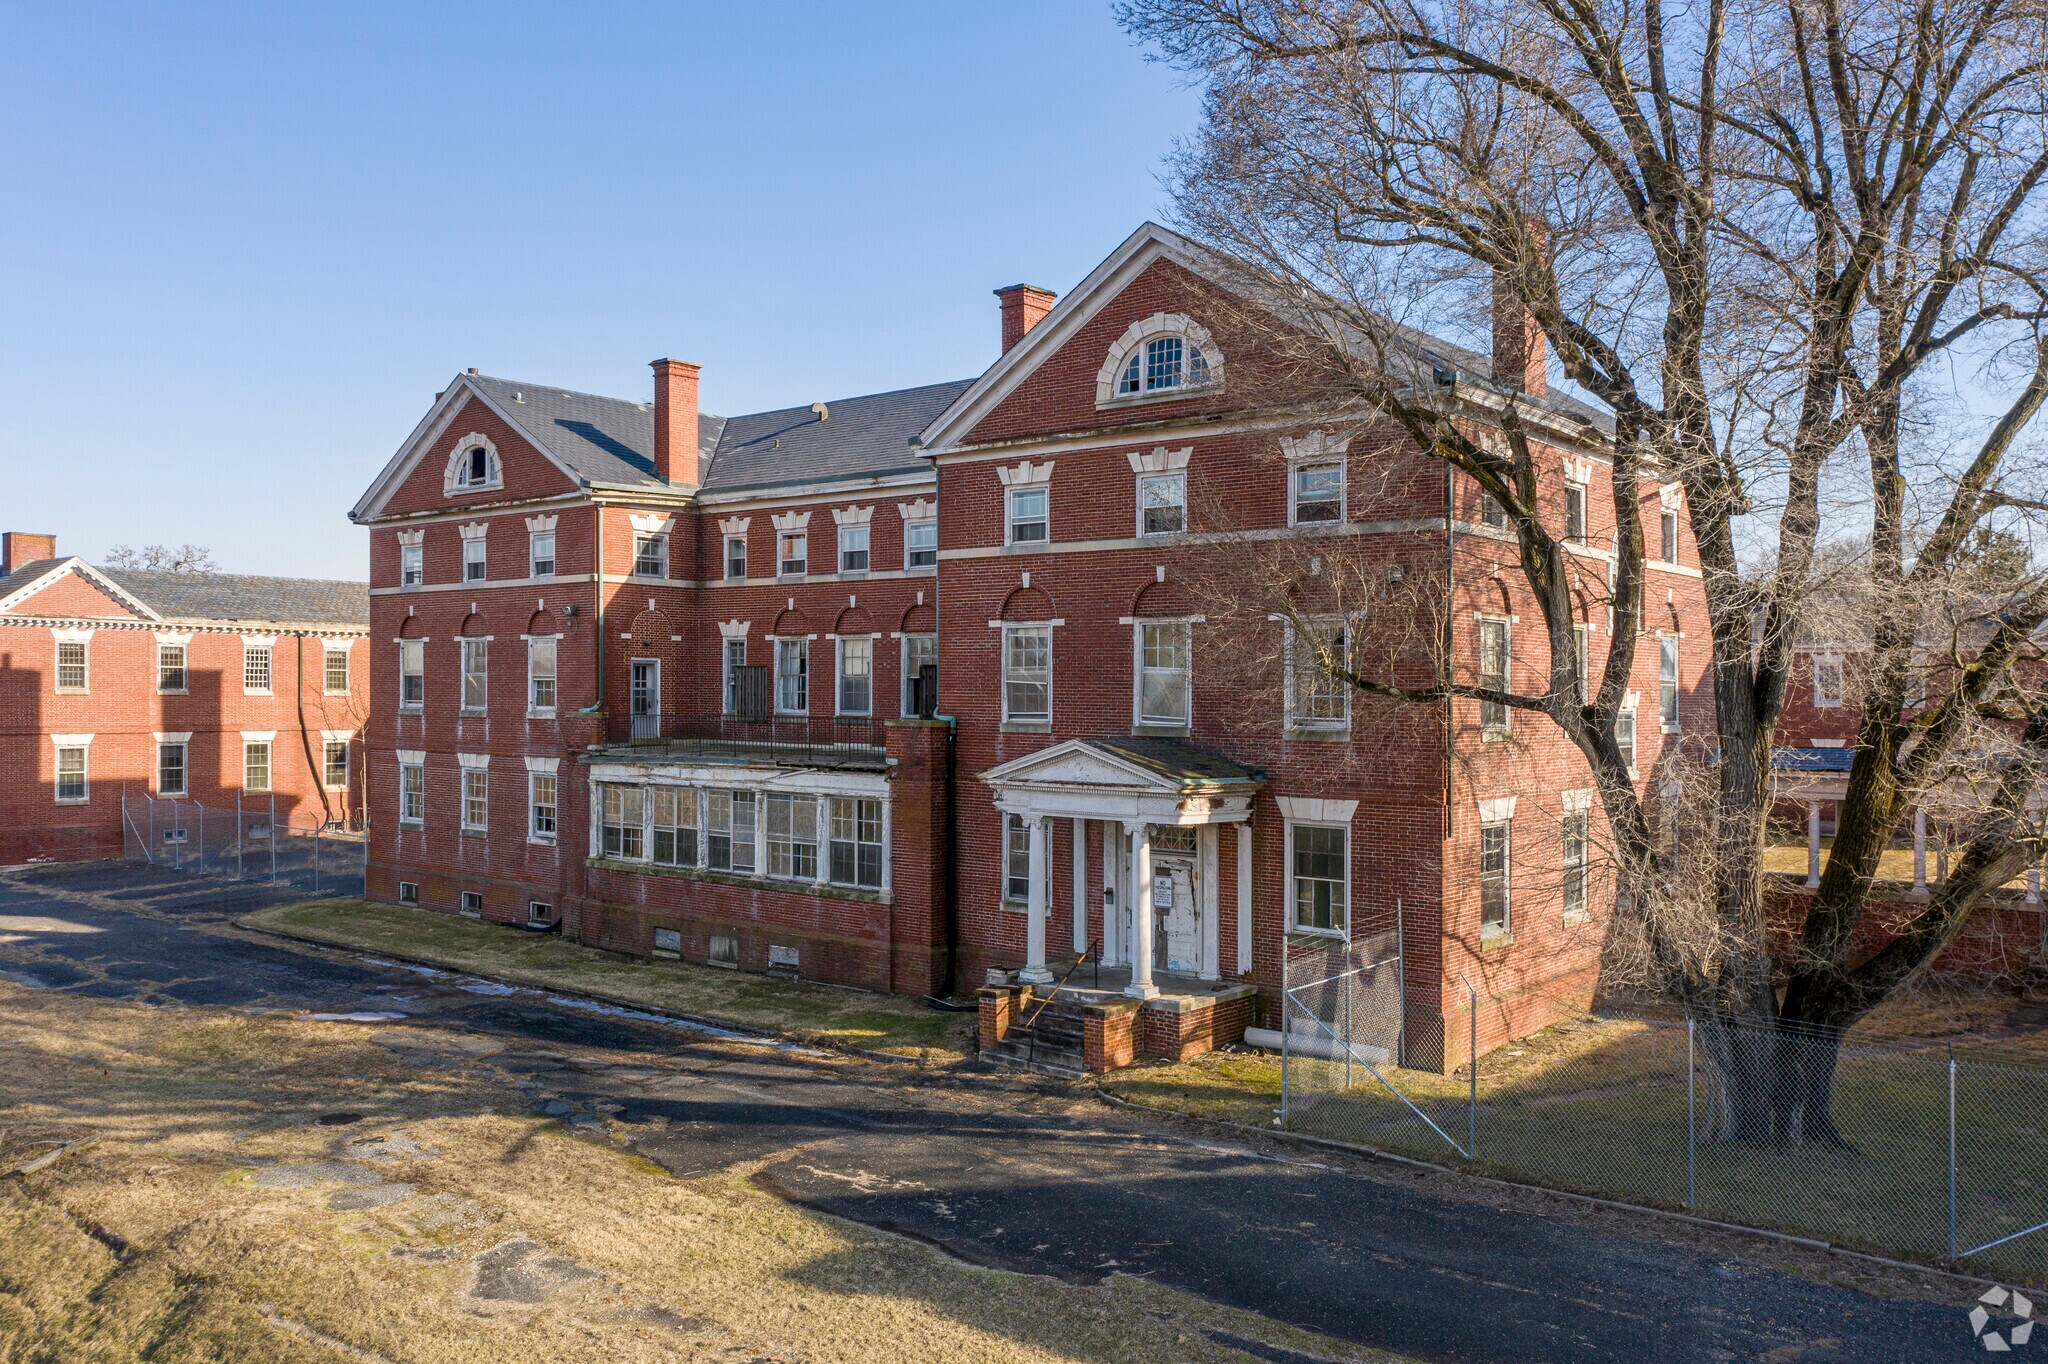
left=983, top=740, right=1179, bottom=793
left=981, top=738, right=1260, bottom=826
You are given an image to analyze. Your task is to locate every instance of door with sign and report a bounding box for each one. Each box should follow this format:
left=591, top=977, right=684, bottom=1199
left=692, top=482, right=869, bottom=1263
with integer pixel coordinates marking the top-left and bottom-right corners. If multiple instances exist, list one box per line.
left=1153, top=856, right=1200, bottom=974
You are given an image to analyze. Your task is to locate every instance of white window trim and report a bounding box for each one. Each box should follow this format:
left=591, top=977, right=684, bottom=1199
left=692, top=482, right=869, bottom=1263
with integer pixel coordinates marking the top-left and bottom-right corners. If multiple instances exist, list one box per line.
left=397, top=754, right=426, bottom=827
left=1134, top=469, right=1189, bottom=539
left=52, top=734, right=93, bottom=805
left=527, top=767, right=558, bottom=844
left=1478, top=816, right=1513, bottom=937
left=397, top=637, right=427, bottom=712
left=1131, top=618, right=1193, bottom=731
left=156, top=735, right=191, bottom=797
left=834, top=635, right=875, bottom=718
left=900, top=632, right=937, bottom=714
left=1282, top=616, right=1353, bottom=733
left=444, top=434, right=502, bottom=494
left=52, top=629, right=91, bottom=694
left=1094, top=313, right=1224, bottom=407
left=836, top=522, right=871, bottom=576
left=1477, top=614, right=1512, bottom=736
left=241, top=636, right=275, bottom=697
left=241, top=735, right=274, bottom=793
left=1282, top=810, right=1352, bottom=939
left=321, top=736, right=351, bottom=791
left=1658, top=632, right=1681, bottom=733
left=772, top=636, right=810, bottom=717
left=524, top=633, right=557, bottom=717
left=999, top=622, right=1055, bottom=726
left=322, top=642, right=352, bottom=695
left=631, top=530, right=669, bottom=579
left=1283, top=433, right=1349, bottom=527
left=460, top=636, right=490, bottom=715
left=1813, top=654, right=1845, bottom=709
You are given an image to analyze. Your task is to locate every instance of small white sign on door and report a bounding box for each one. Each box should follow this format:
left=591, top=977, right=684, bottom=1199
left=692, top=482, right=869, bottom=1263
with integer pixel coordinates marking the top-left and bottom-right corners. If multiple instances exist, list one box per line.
left=1153, top=875, right=1174, bottom=909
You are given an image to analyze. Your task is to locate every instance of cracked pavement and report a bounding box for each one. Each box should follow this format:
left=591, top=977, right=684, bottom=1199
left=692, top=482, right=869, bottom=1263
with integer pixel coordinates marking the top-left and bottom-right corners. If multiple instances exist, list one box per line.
left=0, top=861, right=2009, bottom=1363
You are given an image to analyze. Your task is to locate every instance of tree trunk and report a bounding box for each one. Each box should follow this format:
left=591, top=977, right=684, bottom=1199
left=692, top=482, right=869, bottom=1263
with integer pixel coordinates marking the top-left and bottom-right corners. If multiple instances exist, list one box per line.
left=1695, top=1015, right=1851, bottom=1149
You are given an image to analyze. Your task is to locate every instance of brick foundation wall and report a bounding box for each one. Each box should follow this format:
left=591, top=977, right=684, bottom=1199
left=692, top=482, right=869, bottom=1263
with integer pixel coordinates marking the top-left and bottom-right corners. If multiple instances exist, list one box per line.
left=1136, top=986, right=1255, bottom=1063
left=979, top=984, right=1026, bottom=1052
left=1084, top=999, right=1139, bottom=1073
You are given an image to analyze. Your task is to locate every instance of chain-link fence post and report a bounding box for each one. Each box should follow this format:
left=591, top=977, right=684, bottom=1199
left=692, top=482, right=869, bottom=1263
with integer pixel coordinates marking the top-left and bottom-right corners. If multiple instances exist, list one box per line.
left=313, top=824, right=321, bottom=894
left=236, top=791, right=245, bottom=878
left=269, top=793, right=278, bottom=882
left=1949, top=1043, right=1959, bottom=1261
left=1395, top=897, right=1406, bottom=1069
left=1686, top=1015, right=1697, bottom=1209
left=1468, top=978, right=1478, bottom=1160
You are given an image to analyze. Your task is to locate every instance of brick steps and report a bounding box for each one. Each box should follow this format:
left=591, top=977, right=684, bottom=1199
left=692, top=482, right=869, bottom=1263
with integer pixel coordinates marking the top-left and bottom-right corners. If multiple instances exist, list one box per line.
left=981, top=994, right=1089, bottom=1077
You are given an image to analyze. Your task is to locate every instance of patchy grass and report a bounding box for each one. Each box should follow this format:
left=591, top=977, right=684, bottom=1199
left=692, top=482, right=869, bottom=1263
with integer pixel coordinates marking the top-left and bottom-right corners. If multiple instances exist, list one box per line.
left=1109, top=990, right=2048, bottom=1286
left=241, top=899, right=972, bottom=1061
left=1760, top=835, right=2032, bottom=889
left=0, top=981, right=1407, bottom=1364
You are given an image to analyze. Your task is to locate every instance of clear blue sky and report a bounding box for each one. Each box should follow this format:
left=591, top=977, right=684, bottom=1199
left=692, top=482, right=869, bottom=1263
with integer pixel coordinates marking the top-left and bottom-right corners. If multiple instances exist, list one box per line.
left=0, top=2, right=1195, bottom=580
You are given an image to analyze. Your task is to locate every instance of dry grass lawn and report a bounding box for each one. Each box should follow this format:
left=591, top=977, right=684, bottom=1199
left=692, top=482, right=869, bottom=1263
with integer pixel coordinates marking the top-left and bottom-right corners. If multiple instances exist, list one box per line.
left=241, top=899, right=973, bottom=1061
left=0, top=982, right=1404, bottom=1363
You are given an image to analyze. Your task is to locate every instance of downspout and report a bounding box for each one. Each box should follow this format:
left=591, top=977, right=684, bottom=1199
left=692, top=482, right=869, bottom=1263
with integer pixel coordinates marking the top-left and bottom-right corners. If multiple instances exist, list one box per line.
left=1443, top=460, right=1456, bottom=843
left=592, top=500, right=606, bottom=718
left=294, top=632, right=332, bottom=825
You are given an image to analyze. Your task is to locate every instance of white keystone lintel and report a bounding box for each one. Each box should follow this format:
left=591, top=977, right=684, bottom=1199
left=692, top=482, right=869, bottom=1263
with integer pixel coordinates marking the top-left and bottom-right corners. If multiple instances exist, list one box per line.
left=1275, top=795, right=1358, bottom=823
left=1127, top=445, right=1192, bottom=474
left=832, top=504, right=875, bottom=526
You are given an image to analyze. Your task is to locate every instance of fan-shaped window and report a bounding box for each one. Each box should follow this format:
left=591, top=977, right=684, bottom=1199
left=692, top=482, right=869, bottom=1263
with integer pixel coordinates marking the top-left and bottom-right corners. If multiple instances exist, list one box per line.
left=1098, top=314, right=1222, bottom=406
left=1117, top=336, right=1209, bottom=396
left=443, top=434, right=502, bottom=494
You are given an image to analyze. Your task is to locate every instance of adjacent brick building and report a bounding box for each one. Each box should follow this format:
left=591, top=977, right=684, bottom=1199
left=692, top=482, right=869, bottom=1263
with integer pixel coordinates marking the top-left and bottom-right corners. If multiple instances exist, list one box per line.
left=0, top=533, right=370, bottom=865
left=352, top=223, right=1714, bottom=1070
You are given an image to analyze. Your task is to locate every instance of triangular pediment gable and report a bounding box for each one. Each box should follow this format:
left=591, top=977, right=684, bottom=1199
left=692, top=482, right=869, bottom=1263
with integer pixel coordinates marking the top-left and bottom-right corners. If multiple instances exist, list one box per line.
left=981, top=739, right=1185, bottom=794
left=916, top=223, right=1240, bottom=455
left=351, top=375, right=587, bottom=522
left=0, top=558, right=158, bottom=621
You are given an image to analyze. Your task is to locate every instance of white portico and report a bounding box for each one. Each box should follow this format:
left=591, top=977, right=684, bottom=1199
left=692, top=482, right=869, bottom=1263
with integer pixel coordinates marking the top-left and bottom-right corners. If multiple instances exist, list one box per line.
left=980, top=738, right=1260, bottom=999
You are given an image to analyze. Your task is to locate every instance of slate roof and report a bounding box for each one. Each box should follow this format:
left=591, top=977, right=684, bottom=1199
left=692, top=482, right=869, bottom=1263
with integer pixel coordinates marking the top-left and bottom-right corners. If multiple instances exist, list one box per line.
left=1, top=555, right=367, bottom=628
left=464, top=373, right=973, bottom=497
left=1091, top=737, right=1265, bottom=787
left=1773, top=746, right=1856, bottom=774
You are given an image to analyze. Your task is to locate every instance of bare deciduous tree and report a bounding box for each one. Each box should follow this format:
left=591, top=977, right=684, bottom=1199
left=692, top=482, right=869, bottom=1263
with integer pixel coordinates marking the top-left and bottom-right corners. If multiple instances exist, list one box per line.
left=1121, top=0, right=2048, bottom=1144
left=103, top=543, right=218, bottom=574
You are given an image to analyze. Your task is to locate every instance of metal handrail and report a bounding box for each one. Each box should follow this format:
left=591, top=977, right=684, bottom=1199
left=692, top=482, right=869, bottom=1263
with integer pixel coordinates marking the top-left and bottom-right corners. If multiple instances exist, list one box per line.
left=1022, top=939, right=1098, bottom=1032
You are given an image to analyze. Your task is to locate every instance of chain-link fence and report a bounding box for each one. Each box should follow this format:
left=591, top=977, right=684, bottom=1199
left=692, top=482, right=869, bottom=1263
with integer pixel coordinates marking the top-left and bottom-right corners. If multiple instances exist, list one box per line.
left=1281, top=978, right=2048, bottom=1287
left=121, top=793, right=364, bottom=897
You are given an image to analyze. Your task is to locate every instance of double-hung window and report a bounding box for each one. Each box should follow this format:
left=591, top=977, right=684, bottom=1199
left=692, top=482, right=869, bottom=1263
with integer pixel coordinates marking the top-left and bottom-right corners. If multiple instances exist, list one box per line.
left=1006, top=486, right=1048, bottom=545
left=1477, top=618, right=1510, bottom=733
left=463, top=536, right=486, bottom=582
left=1814, top=655, right=1844, bottom=708
left=530, top=529, right=555, bottom=577
left=1290, top=822, right=1347, bottom=933
left=1479, top=821, right=1511, bottom=934
left=707, top=790, right=756, bottom=872
left=55, top=640, right=87, bottom=693
left=1291, top=461, right=1344, bottom=525
left=1616, top=704, right=1638, bottom=775
left=158, top=741, right=187, bottom=798
left=633, top=533, right=667, bottom=578
left=778, top=531, right=807, bottom=577
left=600, top=784, right=644, bottom=859
left=1562, top=809, right=1589, bottom=920
left=1659, top=635, right=1680, bottom=728
left=901, top=633, right=937, bottom=715
left=529, top=771, right=557, bottom=841
left=836, top=637, right=872, bottom=717
left=461, top=768, right=487, bottom=833
left=1480, top=491, right=1509, bottom=530
left=400, top=541, right=424, bottom=588
left=904, top=519, right=937, bottom=569
left=724, top=534, right=747, bottom=580
left=55, top=744, right=88, bottom=804
left=1287, top=620, right=1350, bottom=731
left=1003, top=625, right=1051, bottom=724
left=653, top=787, right=698, bottom=867
left=527, top=635, right=556, bottom=712
left=722, top=638, right=746, bottom=716
left=837, top=524, right=869, bottom=575
left=1660, top=508, right=1679, bottom=563
left=765, top=793, right=818, bottom=880
left=399, top=640, right=425, bottom=710
left=243, top=642, right=272, bottom=694
left=323, top=739, right=349, bottom=791
left=324, top=645, right=351, bottom=694
left=1565, top=481, right=1588, bottom=543
left=1138, top=472, right=1186, bottom=536
left=1003, top=814, right=1032, bottom=903
left=399, top=762, right=425, bottom=825
left=460, top=638, right=488, bottom=714
left=243, top=740, right=272, bottom=793
left=774, top=638, right=808, bottom=716
left=1136, top=621, right=1190, bottom=728
left=829, top=797, right=883, bottom=889
left=158, top=642, right=188, bottom=693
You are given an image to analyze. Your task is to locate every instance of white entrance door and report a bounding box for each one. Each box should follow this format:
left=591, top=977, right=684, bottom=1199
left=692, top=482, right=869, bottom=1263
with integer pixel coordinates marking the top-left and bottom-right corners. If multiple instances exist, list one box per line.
left=1153, top=855, right=1200, bottom=974
left=630, top=658, right=660, bottom=739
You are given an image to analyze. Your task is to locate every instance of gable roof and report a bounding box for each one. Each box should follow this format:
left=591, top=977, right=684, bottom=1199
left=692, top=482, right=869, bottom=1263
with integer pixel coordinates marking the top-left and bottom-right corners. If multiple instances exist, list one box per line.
left=355, top=372, right=973, bottom=521
left=914, top=220, right=1614, bottom=454
left=100, top=567, right=368, bottom=628
left=0, top=554, right=366, bottom=629
left=981, top=736, right=1262, bottom=792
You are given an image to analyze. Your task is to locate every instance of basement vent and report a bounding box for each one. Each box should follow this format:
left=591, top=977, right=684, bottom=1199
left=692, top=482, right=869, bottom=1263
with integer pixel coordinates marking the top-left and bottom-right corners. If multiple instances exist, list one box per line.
left=652, top=927, right=682, bottom=959
left=708, top=933, right=739, bottom=969
left=398, top=882, right=419, bottom=904
left=767, top=943, right=800, bottom=976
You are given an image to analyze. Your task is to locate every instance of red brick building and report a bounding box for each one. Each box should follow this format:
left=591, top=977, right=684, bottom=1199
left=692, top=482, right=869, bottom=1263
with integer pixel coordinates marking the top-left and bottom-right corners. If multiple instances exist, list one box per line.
left=0, top=532, right=370, bottom=865
left=352, top=224, right=1712, bottom=1070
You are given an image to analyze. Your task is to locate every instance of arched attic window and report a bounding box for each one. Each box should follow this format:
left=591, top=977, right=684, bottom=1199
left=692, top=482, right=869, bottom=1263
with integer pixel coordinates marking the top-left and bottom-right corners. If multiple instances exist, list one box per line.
left=444, top=434, right=502, bottom=494
left=1096, top=314, right=1222, bottom=406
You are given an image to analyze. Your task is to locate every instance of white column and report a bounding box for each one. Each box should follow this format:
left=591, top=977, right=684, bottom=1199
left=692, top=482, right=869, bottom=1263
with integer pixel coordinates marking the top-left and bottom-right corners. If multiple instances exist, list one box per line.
left=1071, top=818, right=1089, bottom=955
left=1937, top=827, right=1950, bottom=883
left=1806, top=802, right=1822, bottom=888
left=1913, top=808, right=1927, bottom=894
left=1235, top=821, right=1254, bottom=977
left=813, top=798, right=830, bottom=886
left=1126, top=820, right=1158, bottom=999
left=1021, top=815, right=1053, bottom=984
left=2029, top=863, right=2041, bottom=906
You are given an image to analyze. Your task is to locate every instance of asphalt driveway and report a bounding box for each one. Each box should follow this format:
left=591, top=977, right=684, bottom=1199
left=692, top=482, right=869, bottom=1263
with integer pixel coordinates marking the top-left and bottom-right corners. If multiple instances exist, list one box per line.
left=0, top=861, right=2016, bottom=1363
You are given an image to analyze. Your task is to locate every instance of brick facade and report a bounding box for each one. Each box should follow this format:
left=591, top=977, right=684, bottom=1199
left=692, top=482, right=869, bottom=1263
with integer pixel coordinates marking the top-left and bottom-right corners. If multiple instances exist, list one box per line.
left=353, top=223, right=1717, bottom=1073
left=0, top=544, right=369, bottom=865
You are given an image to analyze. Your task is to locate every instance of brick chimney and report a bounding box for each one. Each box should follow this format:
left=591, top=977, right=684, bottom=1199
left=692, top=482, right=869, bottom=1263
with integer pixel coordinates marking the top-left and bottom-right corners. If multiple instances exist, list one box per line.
left=1491, top=229, right=1548, bottom=399
left=650, top=358, right=702, bottom=486
left=1, top=531, right=56, bottom=574
left=995, top=284, right=1057, bottom=354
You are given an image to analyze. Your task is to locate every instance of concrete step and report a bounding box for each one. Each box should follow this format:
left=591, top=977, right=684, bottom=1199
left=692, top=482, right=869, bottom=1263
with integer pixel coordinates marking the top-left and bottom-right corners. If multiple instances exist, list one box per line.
left=982, top=1037, right=1085, bottom=1079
